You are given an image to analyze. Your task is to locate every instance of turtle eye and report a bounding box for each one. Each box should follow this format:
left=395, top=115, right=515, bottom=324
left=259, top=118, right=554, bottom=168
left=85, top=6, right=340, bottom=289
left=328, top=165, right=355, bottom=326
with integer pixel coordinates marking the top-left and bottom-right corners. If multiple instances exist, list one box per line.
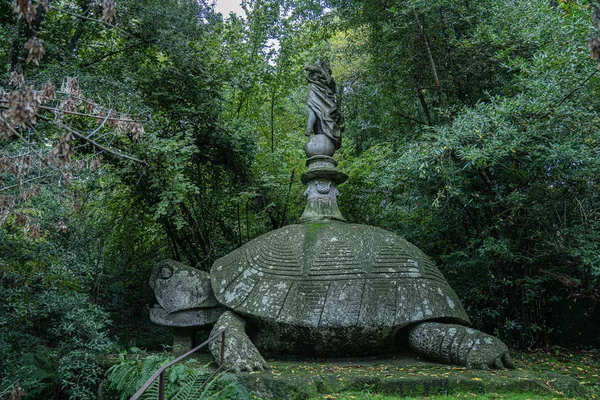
left=160, top=266, right=173, bottom=279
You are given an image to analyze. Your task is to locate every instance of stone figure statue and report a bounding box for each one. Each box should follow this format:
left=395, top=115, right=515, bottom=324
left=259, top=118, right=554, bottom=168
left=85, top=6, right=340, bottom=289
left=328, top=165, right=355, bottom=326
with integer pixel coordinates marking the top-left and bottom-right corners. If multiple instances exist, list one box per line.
left=149, top=59, right=514, bottom=373
left=304, top=56, right=344, bottom=151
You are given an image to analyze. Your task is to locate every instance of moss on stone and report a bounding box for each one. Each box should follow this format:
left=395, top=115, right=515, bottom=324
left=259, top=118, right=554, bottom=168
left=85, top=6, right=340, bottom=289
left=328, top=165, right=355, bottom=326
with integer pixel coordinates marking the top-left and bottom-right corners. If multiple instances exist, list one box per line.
left=236, top=357, right=588, bottom=400
left=304, top=223, right=325, bottom=249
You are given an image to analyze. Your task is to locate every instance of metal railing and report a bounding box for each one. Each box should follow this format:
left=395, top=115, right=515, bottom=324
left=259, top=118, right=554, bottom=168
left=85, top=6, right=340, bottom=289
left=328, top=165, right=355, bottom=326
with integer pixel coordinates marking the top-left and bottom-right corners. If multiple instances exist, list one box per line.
left=130, top=328, right=226, bottom=400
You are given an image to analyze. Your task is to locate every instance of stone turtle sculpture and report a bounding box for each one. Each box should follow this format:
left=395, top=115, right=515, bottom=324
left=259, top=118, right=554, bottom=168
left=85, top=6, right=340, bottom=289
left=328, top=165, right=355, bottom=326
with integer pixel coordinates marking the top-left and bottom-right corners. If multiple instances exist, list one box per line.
left=152, top=222, right=513, bottom=371
left=149, top=56, right=514, bottom=373
left=208, top=222, right=513, bottom=371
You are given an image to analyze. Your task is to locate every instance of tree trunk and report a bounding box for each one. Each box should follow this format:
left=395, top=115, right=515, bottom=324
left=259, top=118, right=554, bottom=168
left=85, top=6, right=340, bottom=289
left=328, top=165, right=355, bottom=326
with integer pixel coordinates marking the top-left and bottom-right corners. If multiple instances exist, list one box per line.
left=70, top=4, right=92, bottom=53
left=270, top=88, right=275, bottom=153
left=414, top=10, right=446, bottom=110
left=413, top=67, right=433, bottom=125
left=9, top=3, right=48, bottom=72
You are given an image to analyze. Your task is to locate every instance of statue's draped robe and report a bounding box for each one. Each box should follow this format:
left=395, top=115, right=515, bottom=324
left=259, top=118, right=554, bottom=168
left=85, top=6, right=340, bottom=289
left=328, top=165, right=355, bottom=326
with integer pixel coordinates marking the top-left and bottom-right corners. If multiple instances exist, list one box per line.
left=306, top=68, right=344, bottom=149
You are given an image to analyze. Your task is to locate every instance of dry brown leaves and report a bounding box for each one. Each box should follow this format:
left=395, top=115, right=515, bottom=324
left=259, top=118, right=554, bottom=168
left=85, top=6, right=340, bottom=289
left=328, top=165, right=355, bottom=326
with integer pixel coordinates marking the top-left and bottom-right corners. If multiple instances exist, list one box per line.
left=5, top=210, right=42, bottom=238
left=85, top=98, right=98, bottom=114
left=3, top=74, right=144, bottom=140
left=13, top=0, right=48, bottom=23
left=0, top=157, right=14, bottom=174
left=0, top=118, right=10, bottom=139
left=117, top=118, right=144, bottom=140
left=129, top=121, right=144, bottom=141
left=24, top=221, right=41, bottom=238
left=60, top=96, right=77, bottom=114
left=6, top=86, right=39, bottom=128
left=24, top=37, right=45, bottom=65
left=39, top=80, right=56, bottom=103
left=58, top=77, right=83, bottom=114
left=9, top=72, right=24, bottom=87
left=63, top=77, right=83, bottom=99
left=17, top=154, right=31, bottom=184
left=20, top=184, right=40, bottom=202
left=0, top=196, right=16, bottom=226
left=61, top=170, right=73, bottom=186
left=101, top=0, right=116, bottom=23
left=13, top=0, right=33, bottom=21
left=90, top=156, right=102, bottom=169
left=46, top=133, right=74, bottom=166
left=0, top=72, right=142, bottom=235
left=9, top=384, right=24, bottom=400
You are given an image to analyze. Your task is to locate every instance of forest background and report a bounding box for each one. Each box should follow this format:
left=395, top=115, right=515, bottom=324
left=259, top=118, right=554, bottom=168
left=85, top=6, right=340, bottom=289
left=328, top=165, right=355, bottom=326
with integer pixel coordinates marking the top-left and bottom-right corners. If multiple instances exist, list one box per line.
left=2, top=0, right=600, bottom=398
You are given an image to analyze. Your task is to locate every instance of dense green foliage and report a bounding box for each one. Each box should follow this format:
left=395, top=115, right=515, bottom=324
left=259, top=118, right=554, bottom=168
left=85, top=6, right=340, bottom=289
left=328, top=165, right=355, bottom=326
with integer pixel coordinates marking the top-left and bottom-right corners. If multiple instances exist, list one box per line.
left=104, top=350, right=248, bottom=399
left=1, top=0, right=599, bottom=398
left=333, top=0, right=600, bottom=347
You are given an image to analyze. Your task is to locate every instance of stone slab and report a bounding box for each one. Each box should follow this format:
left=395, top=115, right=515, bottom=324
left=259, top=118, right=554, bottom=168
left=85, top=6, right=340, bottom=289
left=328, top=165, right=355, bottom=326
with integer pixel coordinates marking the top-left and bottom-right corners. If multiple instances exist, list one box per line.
left=236, top=356, right=587, bottom=400
left=149, top=305, right=225, bottom=327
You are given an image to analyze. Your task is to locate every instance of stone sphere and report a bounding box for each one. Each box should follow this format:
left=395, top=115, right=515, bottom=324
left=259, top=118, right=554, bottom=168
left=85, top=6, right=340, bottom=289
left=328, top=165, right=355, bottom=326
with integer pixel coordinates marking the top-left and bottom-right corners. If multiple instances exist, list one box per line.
left=305, top=134, right=335, bottom=157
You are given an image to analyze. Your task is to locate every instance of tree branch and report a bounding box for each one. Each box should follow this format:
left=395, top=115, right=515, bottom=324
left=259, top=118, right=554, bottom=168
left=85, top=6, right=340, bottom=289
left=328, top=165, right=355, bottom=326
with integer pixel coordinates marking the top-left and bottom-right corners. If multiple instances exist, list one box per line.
left=81, top=39, right=151, bottom=68
left=538, top=69, right=599, bottom=119
left=54, top=121, right=147, bottom=165
left=50, top=5, right=136, bottom=39
left=0, top=173, right=59, bottom=192
left=393, top=110, right=428, bottom=125
left=0, top=102, right=140, bottom=123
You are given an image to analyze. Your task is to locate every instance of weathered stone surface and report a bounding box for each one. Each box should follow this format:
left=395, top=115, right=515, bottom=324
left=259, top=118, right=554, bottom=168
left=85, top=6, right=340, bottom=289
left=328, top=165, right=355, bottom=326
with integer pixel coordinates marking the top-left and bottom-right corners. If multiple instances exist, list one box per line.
left=172, top=327, right=195, bottom=355
left=149, top=304, right=224, bottom=327
left=236, top=358, right=587, bottom=400
left=408, top=322, right=514, bottom=369
left=304, top=56, right=344, bottom=151
left=209, top=311, right=270, bottom=372
left=149, top=259, right=219, bottom=314
left=299, top=156, right=348, bottom=224
left=149, top=259, right=225, bottom=355
left=299, top=181, right=345, bottom=223
left=305, top=134, right=335, bottom=157
left=210, top=221, right=470, bottom=356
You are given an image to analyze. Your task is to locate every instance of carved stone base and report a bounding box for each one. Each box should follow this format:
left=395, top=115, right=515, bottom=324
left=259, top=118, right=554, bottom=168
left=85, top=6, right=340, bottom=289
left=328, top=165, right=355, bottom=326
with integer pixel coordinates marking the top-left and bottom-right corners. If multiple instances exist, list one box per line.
left=299, top=156, right=348, bottom=223
left=299, top=195, right=345, bottom=223
left=172, top=327, right=195, bottom=355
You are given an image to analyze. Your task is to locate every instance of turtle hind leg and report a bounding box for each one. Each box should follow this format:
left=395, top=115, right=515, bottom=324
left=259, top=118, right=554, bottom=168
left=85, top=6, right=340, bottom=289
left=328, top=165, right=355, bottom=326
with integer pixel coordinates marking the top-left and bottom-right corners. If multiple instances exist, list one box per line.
left=209, top=311, right=270, bottom=373
left=408, top=322, right=514, bottom=370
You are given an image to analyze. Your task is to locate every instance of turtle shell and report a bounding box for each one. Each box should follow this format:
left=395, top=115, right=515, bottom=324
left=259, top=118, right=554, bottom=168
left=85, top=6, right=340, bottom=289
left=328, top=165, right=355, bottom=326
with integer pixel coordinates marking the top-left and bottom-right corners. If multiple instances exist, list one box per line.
left=211, top=222, right=470, bottom=330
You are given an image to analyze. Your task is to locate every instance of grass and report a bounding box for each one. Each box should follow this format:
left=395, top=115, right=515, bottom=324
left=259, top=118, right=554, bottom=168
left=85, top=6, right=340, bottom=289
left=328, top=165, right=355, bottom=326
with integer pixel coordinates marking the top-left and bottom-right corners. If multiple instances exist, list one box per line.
left=518, top=348, right=600, bottom=398
left=312, top=393, right=583, bottom=399
left=298, top=348, right=600, bottom=400
left=103, top=348, right=600, bottom=399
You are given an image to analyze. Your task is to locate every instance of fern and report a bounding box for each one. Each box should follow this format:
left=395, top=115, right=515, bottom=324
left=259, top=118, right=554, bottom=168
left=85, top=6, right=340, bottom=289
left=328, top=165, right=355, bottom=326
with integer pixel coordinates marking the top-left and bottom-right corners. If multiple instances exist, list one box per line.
left=104, top=352, right=236, bottom=400
left=171, top=369, right=212, bottom=400
left=141, top=379, right=160, bottom=400
left=105, top=352, right=175, bottom=399
left=106, top=359, right=141, bottom=399
left=208, top=373, right=250, bottom=400
left=176, top=372, right=250, bottom=400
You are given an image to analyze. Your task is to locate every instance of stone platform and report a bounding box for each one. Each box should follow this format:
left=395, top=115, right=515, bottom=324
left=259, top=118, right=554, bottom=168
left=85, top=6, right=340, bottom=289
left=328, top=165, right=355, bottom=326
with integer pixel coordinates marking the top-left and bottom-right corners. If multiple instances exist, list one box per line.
left=233, top=354, right=587, bottom=399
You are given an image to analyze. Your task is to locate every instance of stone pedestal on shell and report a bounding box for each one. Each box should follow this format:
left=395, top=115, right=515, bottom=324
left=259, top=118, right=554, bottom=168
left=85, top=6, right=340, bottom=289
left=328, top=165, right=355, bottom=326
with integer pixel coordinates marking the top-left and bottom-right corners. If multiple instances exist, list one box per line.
left=300, top=134, right=348, bottom=223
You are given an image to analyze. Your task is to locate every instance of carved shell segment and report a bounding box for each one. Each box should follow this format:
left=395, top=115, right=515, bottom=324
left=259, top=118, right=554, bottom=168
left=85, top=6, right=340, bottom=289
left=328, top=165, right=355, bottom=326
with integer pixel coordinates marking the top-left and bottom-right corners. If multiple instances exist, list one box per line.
left=210, top=222, right=470, bottom=329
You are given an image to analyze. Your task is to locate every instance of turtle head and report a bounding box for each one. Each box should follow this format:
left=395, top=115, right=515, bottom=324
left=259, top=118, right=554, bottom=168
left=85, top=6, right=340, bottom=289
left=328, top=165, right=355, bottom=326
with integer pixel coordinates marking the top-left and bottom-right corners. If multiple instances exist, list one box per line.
left=149, top=259, right=219, bottom=314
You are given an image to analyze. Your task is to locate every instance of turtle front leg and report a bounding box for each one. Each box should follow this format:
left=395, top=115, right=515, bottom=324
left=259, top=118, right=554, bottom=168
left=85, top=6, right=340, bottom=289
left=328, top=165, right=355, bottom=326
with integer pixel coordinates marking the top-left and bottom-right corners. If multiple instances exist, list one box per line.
left=209, top=311, right=270, bottom=373
left=408, top=322, right=514, bottom=370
